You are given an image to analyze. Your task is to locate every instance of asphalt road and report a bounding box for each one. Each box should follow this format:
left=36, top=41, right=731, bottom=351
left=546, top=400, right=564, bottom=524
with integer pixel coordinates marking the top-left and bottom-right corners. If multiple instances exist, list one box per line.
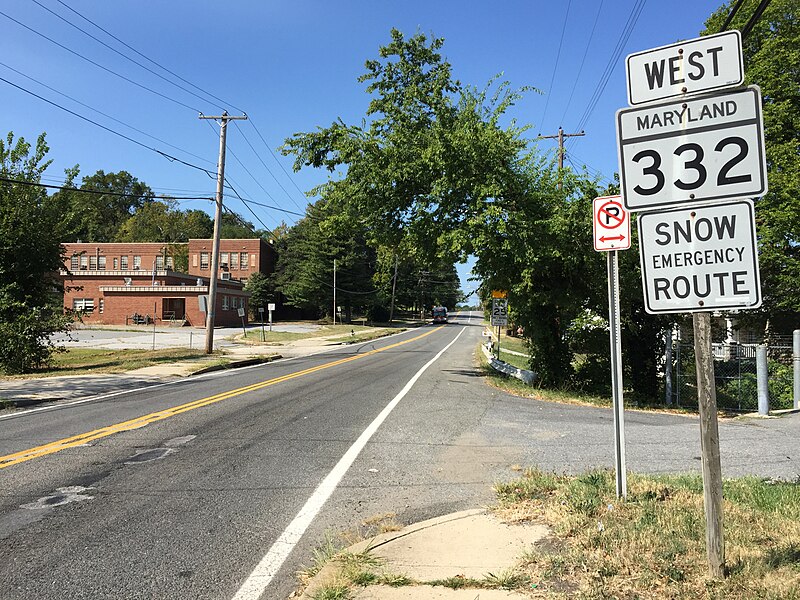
left=1, top=312, right=797, bottom=599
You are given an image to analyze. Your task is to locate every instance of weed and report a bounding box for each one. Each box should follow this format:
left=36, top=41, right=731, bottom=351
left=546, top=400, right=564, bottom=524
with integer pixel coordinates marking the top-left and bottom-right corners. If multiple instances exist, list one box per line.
left=483, top=568, right=530, bottom=589
left=310, top=583, right=351, bottom=600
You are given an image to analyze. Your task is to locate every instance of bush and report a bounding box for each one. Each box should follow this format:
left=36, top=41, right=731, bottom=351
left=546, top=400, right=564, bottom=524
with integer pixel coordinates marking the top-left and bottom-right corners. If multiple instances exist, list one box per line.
left=0, top=307, right=70, bottom=374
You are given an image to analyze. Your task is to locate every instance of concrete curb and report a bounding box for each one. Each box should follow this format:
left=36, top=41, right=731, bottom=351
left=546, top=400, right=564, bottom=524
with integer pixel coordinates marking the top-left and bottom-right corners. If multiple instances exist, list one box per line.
left=299, top=510, right=486, bottom=599
left=481, top=345, right=536, bottom=385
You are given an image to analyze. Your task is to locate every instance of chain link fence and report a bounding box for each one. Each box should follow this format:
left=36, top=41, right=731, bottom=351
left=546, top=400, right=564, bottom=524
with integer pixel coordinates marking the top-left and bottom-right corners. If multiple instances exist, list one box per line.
left=667, top=329, right=796, bottom=412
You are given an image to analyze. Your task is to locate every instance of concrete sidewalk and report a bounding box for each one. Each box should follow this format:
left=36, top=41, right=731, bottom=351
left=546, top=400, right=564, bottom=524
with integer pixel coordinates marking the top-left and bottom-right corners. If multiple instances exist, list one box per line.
left=300, top=509, right=548, bottom=599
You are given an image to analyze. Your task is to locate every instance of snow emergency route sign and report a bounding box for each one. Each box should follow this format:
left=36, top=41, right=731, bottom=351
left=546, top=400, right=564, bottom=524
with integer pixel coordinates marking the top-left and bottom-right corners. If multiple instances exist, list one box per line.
left=638, top=199, right=761, bottom=314
left=593, top=195, right=631, bottom=251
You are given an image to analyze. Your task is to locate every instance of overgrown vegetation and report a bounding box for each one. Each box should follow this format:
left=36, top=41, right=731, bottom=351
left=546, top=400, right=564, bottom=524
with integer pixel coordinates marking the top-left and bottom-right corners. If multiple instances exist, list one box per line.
left=494, top=468, right=800, bottom=599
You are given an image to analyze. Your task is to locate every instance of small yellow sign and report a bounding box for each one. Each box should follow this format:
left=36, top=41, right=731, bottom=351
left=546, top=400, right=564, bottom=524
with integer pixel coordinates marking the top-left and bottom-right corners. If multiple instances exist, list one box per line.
left=491, top=290, right=508, bottom=299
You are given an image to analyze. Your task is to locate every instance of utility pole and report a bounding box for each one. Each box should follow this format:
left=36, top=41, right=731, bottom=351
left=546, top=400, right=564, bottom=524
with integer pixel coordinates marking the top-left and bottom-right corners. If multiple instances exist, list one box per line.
left=538, top=126, right=585, bottom=189
left=389, top=253, right=399, bottom=324
left=333, top=259, right=337, bottom=325
left=199, top=111, right=247, bottom=354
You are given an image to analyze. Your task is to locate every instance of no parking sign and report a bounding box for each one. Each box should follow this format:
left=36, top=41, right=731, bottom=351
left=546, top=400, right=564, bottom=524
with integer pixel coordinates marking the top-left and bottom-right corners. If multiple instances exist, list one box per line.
left=593, top=195, right=631, bottom=252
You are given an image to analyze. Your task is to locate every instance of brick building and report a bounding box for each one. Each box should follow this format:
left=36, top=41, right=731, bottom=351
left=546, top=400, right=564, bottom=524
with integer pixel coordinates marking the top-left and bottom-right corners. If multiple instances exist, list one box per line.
left=187, top=238, right=276, bottom=282
left=61, top=242, right=249, bottom=327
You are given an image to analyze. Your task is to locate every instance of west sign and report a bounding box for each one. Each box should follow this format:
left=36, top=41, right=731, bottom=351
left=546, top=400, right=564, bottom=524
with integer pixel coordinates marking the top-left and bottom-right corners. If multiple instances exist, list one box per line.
left=626, top=31, right=744, bottom=105
left=638, top=199, right=761, bottom=314
left=617, top=85, right=767, bottom=211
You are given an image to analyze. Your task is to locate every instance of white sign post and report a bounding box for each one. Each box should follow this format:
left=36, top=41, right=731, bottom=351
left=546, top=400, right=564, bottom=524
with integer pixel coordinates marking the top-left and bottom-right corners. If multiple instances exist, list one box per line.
left=268, top=302, right=276, bottom=332
left=491, top=298, right=508, bottom=359
left=626, top=31, right=743, bottom=105
left=617, top=86, right=767, bottom=212
left=592, top=195, right=630, bottom=499
left=638, top=199, right=761, bottom=314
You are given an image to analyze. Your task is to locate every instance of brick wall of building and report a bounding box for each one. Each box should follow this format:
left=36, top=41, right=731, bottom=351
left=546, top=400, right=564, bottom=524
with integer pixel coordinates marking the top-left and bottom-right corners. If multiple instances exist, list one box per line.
left=187, top=238, right=276, bottom=281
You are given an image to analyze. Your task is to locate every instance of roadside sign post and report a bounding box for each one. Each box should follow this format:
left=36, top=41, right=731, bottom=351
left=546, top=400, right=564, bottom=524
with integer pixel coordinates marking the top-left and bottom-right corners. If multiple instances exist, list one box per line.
left=491, top=296, right=508, bottom=359
left=258, top=307, right=265, bottom=341
left=618, top=30, right=765, bottom=578
left=593, top=195, right=628, bottom=499
left=238, top=307, right=247, bottom=337
left=268, top=303, right=275, bottom=332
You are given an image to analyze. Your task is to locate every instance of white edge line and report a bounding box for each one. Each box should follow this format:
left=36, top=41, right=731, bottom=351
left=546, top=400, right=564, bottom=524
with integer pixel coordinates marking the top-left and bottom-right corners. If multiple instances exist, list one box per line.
left=230, top=326, right=467, bottom=600
left=0, top=328, right=423, bottom=423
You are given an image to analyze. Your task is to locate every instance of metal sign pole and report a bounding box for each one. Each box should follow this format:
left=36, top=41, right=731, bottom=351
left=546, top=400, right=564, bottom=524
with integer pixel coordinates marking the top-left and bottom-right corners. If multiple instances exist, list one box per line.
left=607, top=250, right=627, bottom=499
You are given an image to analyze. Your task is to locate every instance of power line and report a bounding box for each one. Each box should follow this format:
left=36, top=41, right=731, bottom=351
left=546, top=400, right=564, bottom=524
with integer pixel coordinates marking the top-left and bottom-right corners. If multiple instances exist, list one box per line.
left=0, top=175, right=213, bottom=200
left=537, top=0, right=573, bottom=131
left=53, top=0, right=245, bottom=114
left=558, top=0, right=605, bottom=127
left=740, top=0, right=772, bottom=39
left=567, top=0, right=647, bottom=146
left=720, top=0, right=748, bottom=31
left=0, top=8, right=200, bottom=113
left=29, top=0, right=226, bottom=113
left=0, top=75, right=216, bottom=178
left=248, top=118, right=314, bottom=204
left=233, top=121, right=307, bottom=212
left=0, top=60, right=215, bottom=168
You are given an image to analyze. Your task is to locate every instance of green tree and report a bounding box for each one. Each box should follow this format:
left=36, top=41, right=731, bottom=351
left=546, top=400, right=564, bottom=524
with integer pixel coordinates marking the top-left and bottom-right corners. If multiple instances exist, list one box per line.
left=0, top=132, right=72, bottom=373
left=275, top=201, right=377, bottom=320
left=55, top=170, right=154, bottom=242
left=705, top=1, right=800, bottom=323
left=244, top=271, right=277, bottom=317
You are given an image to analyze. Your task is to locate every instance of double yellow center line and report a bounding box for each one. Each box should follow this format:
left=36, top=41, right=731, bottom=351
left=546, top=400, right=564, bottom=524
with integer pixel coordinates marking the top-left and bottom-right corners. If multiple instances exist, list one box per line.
left=0, top=327, right=442, bottom=470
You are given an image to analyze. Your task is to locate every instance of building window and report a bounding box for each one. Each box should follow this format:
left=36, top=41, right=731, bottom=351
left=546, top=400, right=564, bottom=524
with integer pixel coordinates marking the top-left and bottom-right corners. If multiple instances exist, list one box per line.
left=156, top=255, right=165, bottom=269
left=222, top=295, right=229, bottom=310
left=251, top=254, right=257, bottom=269
left=113, top=258, right=119, bottom=270
left=99, top=298, right=104, bottom=314
left=120, top=255, right=129, bottom=270
left=72, top=298, right=95, bottom=313
left=220, top=252, right=229, bottom=269
left=240, top=252, right=249, bottom=269
left=133, top=255, right=141, bottom=270
left=166, top=256, right=174, bottom=270
left=200, top=252, right=209, bottom=269
left=230, top=252, right=238, bottom=270
left=192, top=254, right=198, bottom=267
left=70, top=254, right=79, bottom=270
left=98, top=256, right=106, bottom=270
left=89, top=255, right=98, bottom=270
left=80, top=255, right=88, bottom=270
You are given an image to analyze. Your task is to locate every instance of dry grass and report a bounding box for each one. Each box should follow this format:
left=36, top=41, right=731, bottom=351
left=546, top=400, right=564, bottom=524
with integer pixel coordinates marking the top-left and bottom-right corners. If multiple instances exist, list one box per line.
left=494, top=468, right=800, bottom=599
left=0, top=347, right=209, bottom=379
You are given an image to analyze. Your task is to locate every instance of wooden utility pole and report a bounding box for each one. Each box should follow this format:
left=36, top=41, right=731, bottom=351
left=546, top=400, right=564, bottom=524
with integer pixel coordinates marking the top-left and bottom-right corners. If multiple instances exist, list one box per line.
left=693, top=312, right=726, bottom=577
left=198, top=111, right=247, bottom=354
left=389, top=253, right=399, bottom=324
left=537, top=127, right=585, bottom=189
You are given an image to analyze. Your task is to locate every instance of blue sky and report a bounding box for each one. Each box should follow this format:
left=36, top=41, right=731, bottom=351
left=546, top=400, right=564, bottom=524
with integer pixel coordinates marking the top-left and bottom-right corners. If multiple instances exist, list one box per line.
left=2, top=0, right=725, bottom=299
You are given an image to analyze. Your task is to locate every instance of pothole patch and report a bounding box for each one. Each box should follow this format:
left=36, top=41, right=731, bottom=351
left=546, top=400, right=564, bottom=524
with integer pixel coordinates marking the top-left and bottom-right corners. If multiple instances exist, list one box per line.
left=164, top=435, right=196, bottom=448
left=21, top=486, right=94, bottom=510
left=124, top=447, right=175, bottom=465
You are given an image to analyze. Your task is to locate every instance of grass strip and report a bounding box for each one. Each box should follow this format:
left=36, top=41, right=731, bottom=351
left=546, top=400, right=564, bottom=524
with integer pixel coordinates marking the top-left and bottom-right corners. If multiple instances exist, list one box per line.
left=494, top=468, right=800, bottom=599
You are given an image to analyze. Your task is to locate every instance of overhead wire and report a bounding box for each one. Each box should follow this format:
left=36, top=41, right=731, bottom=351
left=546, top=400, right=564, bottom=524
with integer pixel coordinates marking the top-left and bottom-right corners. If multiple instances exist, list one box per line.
left=53, top=0, right=245, bottom=114
left=29, top=0, right=228, bottom=113
left=740, top=0, right=772, bottom=39
left=0, top=8, right=201, bottom=113
left=557, top=0, right=605, bottom=127
left=0, top=75, right=217, bottom=179
left=0, top=175, right=213, bottom=201
left=233, top=121, right=306, bottom=212
left=719, top=0, right=748, bottom=31
left=248, top=118, right=314, bottom=203
left=0, top=60, right=215, bottom=168
left=566, top=0, right=647, bottom=150
left=537, top=0, right=573, bottom=132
